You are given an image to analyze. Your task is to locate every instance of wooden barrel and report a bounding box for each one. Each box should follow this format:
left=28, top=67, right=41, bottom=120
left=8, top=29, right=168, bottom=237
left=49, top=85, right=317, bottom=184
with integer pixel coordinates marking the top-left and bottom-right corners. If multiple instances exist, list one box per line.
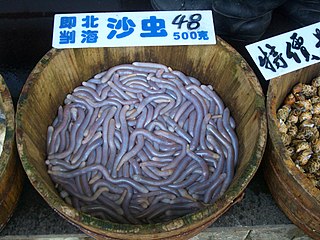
left=0, top=74, right=24, bottom=231
left=16, top=39, right=267, bottom=239
left=265, top=63, right=320, bottom=239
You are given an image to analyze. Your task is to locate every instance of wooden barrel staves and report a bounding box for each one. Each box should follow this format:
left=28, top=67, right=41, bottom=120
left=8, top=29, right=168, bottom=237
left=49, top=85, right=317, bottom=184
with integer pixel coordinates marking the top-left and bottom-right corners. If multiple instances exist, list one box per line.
left=16, top=39, right=267, bottom=239
left=265, top=63, right=320, bottom=239
left=0, top=74, right=24, bottom=231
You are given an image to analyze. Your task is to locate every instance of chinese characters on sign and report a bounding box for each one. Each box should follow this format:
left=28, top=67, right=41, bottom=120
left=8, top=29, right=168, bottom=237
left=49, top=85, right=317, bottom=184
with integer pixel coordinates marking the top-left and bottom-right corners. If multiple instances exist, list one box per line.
left=107, top=17, right=136, bottom=39
left=246, top=22, right=320, bottom=80
left=59, top=16, right=76, bottom=44
left=140, top=16, right=167, bottom=37
left=52, top=11, right=215, bottom=48
left=81, top=15, right=99, bottom=43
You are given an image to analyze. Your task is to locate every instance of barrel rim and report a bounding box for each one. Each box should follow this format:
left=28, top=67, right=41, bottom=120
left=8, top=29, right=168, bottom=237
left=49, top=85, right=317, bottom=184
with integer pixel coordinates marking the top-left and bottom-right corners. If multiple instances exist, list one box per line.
left=0, top=74, right=24, bottom=232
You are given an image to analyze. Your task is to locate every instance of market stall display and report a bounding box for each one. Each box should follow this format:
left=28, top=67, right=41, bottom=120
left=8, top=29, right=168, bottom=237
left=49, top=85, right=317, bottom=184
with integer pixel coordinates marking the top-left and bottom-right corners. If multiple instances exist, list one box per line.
left=16, top=39, right=267, bottom=239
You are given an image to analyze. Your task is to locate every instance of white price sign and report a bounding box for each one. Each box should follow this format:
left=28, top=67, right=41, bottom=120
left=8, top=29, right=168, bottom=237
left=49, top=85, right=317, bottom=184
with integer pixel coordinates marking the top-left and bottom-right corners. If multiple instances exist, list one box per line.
left=52, top=11, right=216, bottom=49
left=246, top=22, right=320, bottom=80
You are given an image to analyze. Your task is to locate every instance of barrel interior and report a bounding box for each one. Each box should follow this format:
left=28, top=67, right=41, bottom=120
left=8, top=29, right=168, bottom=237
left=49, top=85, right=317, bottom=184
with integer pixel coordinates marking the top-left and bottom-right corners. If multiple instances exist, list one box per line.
left=17, top=41, right=266, bottom=239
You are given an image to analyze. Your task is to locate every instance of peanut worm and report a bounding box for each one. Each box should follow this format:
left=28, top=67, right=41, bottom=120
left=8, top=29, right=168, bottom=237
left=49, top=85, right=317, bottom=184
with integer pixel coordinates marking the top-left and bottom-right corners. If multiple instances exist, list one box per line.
left=47, top=62, right=239, bottom=224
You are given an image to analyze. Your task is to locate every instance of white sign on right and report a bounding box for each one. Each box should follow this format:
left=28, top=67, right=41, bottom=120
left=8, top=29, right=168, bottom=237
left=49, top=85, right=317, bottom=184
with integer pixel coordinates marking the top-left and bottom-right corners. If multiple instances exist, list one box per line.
left=246, top=22, right=320, bottom=80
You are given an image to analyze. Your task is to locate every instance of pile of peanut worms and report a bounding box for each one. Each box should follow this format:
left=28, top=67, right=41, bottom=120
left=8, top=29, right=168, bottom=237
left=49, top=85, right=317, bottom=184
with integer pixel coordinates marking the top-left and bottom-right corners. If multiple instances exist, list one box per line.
left=46, top=62, right=239, bottom=224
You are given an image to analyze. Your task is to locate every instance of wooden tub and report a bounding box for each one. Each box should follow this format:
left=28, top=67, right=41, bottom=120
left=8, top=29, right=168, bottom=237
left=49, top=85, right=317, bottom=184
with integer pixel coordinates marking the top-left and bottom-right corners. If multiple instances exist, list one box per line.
left=16, top=39, right=267, bottom=239
left=0, top=74, right=24, bottom=231
left=265, top=63, right=320, bottom=239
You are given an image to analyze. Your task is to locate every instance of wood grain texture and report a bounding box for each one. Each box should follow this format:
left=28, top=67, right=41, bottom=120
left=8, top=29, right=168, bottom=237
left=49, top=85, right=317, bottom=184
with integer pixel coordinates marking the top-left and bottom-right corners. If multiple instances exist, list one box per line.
left=0, top=74, right=24, bottom=231
left=16, top=39, right=267, bottom=239
left=265, top=63, right=320, bottom=239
